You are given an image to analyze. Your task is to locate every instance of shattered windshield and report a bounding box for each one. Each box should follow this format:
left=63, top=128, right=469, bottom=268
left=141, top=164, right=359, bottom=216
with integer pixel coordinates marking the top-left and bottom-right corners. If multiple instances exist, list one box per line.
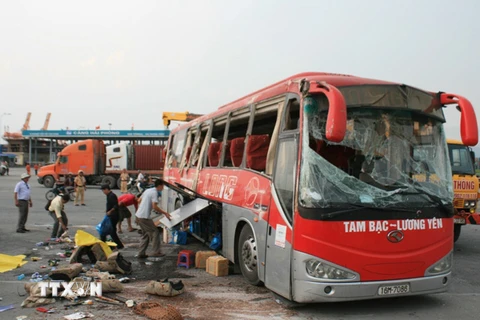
left=448, top=144, right=475, bottom=175
left=299, top=96, right=453, bottom=213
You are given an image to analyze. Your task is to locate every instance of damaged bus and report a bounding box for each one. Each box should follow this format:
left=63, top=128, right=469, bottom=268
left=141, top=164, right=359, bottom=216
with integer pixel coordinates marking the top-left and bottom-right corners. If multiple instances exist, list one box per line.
left=159, top=72, right=478, bottom=302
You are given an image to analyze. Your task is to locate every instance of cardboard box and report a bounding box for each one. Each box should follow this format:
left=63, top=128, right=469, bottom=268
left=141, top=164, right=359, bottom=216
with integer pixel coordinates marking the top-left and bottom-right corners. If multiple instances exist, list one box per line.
left=195, top=251, right=217, bottom=269
left=206, top=255, right=229, bottom=277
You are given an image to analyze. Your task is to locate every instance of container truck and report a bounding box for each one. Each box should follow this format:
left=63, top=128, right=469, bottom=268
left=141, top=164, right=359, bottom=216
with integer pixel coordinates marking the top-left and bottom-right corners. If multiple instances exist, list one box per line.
left=37, top=139, right=165, bottom=188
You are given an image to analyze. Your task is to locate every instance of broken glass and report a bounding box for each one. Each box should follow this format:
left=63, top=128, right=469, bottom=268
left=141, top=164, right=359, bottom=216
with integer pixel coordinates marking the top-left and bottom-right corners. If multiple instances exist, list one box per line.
left=299, top=96, right=453, bottom=214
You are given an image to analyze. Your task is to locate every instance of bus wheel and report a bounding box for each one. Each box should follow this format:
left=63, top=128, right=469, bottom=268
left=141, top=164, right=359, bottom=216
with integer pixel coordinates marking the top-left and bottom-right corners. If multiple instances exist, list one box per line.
left=454, top=224, right=462, bottom=243
left=238, top=225, right=261, bottom=286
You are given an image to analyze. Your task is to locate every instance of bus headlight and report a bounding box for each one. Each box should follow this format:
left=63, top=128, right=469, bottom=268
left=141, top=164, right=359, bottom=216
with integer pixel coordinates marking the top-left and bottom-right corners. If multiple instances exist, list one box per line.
left=426, top=252, right=452, bottom=275
left=306, top=260, right=356, bottom=280
left=469, top=200, right=477, bottom=208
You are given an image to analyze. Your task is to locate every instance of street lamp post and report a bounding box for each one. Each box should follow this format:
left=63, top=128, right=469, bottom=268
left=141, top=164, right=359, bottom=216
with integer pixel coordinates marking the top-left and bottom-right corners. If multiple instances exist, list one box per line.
left=0, top=113, right=11, bottom=143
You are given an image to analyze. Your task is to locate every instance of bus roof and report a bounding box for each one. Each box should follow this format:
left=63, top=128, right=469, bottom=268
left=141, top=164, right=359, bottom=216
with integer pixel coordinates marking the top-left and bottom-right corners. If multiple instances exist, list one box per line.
left=170, top=72, right=411, bottom=134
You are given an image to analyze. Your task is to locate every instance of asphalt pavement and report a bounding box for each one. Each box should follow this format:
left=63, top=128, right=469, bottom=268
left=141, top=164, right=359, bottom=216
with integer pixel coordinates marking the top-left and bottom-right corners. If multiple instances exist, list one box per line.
left=0, top=167, right=480, bottom=319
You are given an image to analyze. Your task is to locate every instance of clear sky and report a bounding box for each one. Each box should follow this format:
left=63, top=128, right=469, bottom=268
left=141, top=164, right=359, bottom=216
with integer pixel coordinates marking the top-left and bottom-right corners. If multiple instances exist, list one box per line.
left=0, top=0, right=478, bottom=147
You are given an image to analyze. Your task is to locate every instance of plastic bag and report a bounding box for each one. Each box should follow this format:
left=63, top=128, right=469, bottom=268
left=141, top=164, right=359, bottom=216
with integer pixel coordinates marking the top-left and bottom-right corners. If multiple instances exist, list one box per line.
left=96, top=215, right=113, bottom=237
left=209, top=232, right=222, bottom=250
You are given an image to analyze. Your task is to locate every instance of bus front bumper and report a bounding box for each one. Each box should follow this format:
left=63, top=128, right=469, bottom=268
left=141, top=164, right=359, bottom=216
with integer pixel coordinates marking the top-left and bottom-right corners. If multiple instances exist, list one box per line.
left=292, top=273, right=450, bottom=303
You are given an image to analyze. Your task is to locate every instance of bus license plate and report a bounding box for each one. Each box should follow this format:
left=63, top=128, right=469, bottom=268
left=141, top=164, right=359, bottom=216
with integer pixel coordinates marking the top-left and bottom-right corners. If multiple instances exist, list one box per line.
left=378, top=284, right=410, bottom=296
left=454, top=218, right=466, bottom=224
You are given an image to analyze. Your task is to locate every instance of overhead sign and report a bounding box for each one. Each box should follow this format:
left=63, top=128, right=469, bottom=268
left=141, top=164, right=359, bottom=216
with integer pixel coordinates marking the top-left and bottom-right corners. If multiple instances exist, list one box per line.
left=22, top=130, right=170, bottom=138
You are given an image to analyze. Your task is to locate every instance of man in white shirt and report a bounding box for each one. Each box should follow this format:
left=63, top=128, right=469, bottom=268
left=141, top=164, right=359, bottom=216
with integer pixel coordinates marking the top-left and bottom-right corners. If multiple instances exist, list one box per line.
left=48, top=194, right=70, bottom=240
left=14, top=173, right=32, bottom=233
left=135, top=179, right=171, bottom=259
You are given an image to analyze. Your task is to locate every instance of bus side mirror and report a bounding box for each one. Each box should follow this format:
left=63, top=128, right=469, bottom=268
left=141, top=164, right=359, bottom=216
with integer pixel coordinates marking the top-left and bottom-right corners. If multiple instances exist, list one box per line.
left=308, top=82, right=347, bottom=143
left=440, top=93, right=478, bottom=146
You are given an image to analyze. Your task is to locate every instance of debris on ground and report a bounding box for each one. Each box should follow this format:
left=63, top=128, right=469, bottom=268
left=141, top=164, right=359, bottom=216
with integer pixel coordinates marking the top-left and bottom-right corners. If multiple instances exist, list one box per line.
left=133, top=302, right=183, bottom=320
left=0, top=253, right=28, bottom=273
left=146, top=279, right=185, bottom=297
left=36, top=306, right=56, bottom=313
left=63, top=312, right=94, bottom=319
left=21, top=296, right=56, bottom=308
left=0, top=304, right=15, bottom=312
left=49, top=263, right=83, bottom=281
left=85, top=269, right=115, bottom=280
left=16, top=316, right=27, bottom=320
left=94, top=252, right=132, bottom=274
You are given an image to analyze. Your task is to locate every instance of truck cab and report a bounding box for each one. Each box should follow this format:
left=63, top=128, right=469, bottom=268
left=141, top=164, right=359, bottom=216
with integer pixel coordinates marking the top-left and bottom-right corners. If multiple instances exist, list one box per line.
left=447, top=139, right=479, bottom=241
left=37, top=140, right=105, bottom=188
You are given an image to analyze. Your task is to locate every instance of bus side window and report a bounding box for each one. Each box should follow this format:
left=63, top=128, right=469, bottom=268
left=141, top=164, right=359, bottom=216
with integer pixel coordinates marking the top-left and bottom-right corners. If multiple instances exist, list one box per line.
left=225, top=107, right=250, bottom=167
left=274, top=139, right=296, bottom=221
left=209, top=116, right=227, bottom=167
left=170, top=129, right=187, bottom=168
left=246, top=100, right=278, bottom=172
left=190, top=125, right=208, bottom=167
left=283, top=99, right=300, bottom=131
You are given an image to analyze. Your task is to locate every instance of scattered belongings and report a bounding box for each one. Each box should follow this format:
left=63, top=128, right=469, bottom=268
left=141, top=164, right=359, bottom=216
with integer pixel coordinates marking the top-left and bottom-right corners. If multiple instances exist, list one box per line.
left=195, top=251, right=216, bottom=269
left=49, top=263, right=83, bottom=281
left=85, top=270, right=115, bottom=280
left=94, top=252, right=132, bottom=274
left=133, top=302, right=183, bottom=320
left=64, top=312, right=94, bottom=320
left=146, top=279, right=185, bottom=297
left=36, top=307, right=56, bottom=313
left=0, top=304, right=14, bottom=312
left=21, top=297, right=56, bottom=308
left=0, top=253, right=28, bottom=273
left=206, top=255, right=229, bottom=277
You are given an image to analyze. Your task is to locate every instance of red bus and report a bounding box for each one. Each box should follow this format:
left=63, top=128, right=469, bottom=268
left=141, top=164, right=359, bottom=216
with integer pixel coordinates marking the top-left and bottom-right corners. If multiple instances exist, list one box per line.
left=160, top=72, right=478, bottom=302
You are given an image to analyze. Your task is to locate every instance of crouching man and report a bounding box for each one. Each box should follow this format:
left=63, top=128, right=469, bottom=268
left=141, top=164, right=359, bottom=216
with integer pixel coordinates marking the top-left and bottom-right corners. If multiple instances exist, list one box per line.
left=48, top=194, right=70, bottom=240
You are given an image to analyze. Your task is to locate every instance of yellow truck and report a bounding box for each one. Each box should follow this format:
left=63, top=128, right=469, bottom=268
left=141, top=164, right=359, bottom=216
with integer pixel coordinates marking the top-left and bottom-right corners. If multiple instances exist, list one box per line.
left=447, top=139, right=480, bottom=242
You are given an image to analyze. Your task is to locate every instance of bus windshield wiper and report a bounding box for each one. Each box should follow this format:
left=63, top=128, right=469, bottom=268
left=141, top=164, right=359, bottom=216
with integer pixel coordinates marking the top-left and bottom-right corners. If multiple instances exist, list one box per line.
left=323, top=202, right=416, bottom=219
left=396, top=183, right=453, bottom=216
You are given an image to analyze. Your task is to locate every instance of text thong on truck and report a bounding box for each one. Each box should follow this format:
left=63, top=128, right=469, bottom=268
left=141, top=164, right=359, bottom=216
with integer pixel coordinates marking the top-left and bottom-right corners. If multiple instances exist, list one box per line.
left=37, top=139, right=166, bottom=189
left=157, top=72, right=477, bottom=303
left=447, top=139, right=480, bottom=242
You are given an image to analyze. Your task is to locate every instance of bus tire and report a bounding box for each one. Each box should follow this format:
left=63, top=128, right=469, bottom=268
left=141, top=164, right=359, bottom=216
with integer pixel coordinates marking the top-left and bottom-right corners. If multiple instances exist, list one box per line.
left=43, top=176, right=55, bottom=188
left=238, top=224, right=261, bottom=286
left=454, top=224, right=461, bottom=243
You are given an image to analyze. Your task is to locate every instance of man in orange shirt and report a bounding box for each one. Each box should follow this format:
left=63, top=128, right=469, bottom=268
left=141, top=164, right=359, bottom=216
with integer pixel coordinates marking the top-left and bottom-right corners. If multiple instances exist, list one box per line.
left=117, top=193, right=138, bottom=233
left=25, top=163, right=31, bottom=175
left=34, top=163, right=39, bottom=175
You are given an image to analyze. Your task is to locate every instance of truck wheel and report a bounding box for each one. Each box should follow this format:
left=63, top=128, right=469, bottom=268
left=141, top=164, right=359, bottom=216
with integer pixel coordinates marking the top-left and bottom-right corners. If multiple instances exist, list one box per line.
left=102, top=176, right=117, bottom=189
left=43, top=176, right=55, bottom=188
left=238, top=224, right=261, bottom=286
left=454, top=224, right=462, bottom=243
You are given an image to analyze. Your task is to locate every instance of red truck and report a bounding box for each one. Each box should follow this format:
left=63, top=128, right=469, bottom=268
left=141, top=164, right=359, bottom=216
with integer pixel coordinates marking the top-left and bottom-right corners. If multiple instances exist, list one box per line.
left=37, top=140, right=165, bottom=188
